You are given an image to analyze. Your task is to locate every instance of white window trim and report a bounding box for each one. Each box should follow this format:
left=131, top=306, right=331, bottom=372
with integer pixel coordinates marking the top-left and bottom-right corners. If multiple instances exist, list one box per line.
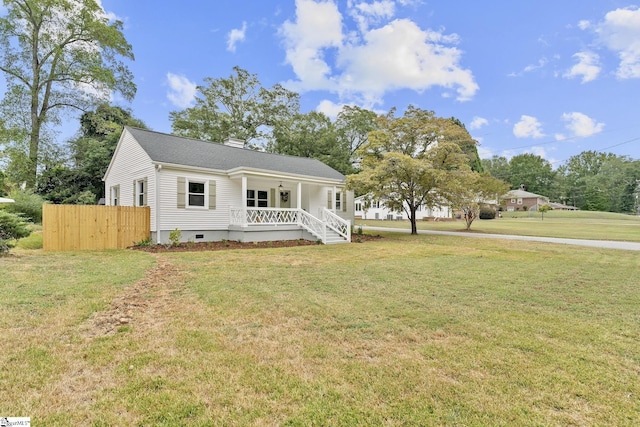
left=136, top=179, right=147, bottom=207
left=186, top=179, right=208, bottom=209
left=247, top=189, right=269, bottom=208
left=517, top=198, right=523, bottom=205
left=110, top=185, right=119, bottom=206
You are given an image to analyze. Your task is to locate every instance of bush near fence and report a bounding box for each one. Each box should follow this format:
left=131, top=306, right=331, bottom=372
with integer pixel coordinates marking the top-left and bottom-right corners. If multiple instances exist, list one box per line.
left=43, top=205, right=150, bottom=251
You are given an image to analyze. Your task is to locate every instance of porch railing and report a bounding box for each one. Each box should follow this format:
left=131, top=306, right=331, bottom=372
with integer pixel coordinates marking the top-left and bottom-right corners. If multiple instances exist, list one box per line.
left=229, top=207, right=350, bottom=244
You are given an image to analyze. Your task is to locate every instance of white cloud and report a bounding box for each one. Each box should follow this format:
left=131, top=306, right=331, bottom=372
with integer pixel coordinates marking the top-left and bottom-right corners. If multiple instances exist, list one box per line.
left=166, top=73, right=197, bottom=108
left=349, top=0, right=395, bottom=33
left=593, top=7, right=640, bottom=79
left=316, top=99, right=345, bottom=119
left=469, top=116, right=488, bottom=130
left=508, top=58, right=548, bottom=77
left=280, top=0, right=343, bottom=92
left=227, top=21, right=247, bottom=53
left=560, top=112, right=604, bottom=137
left=578, top=20, right=591, bottom=30
left=513, top=115, right=544, bottom=139
left=564, top=51, right=601, bottom=83
left=280, top=0, right=478, bottom=105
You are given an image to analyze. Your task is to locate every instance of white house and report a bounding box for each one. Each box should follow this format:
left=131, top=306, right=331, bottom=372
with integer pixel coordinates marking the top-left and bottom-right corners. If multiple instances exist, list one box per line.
left=103, top=127, right=353, bottom=244
left=354, top=194, right=451, bottom=221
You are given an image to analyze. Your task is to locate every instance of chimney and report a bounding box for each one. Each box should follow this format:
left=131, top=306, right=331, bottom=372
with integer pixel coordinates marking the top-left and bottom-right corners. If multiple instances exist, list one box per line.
left=223, top=137, right=245, bottom=149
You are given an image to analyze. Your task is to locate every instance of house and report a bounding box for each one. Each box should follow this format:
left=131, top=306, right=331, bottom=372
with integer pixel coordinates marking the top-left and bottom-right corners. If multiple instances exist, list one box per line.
left=354, top=194, right=451, bottom=220
left=502, top=189, right=549, bottom=212
left=103, top=127, right=353, bottom=244
left=548, top=202, right=579, bottom=211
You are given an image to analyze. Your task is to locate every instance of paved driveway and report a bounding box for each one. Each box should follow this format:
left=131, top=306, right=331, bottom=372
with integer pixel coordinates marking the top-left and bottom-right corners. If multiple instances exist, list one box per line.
left=362, top=226, right=640, bottom=251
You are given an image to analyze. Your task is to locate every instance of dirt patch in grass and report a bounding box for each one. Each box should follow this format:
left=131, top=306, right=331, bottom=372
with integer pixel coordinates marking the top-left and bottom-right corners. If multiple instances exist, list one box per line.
left=130, top=234, right=383, bottom=253
left=81, top=255, right=184, bottom=338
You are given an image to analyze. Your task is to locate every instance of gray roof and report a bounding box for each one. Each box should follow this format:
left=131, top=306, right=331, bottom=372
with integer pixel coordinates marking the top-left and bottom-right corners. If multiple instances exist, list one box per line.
left=126, top=127, right=345, bottom=181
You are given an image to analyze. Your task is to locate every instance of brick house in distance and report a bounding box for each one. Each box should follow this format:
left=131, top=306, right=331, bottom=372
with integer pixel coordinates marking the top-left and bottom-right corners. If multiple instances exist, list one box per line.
left=503, top=189, right=549, bottom=212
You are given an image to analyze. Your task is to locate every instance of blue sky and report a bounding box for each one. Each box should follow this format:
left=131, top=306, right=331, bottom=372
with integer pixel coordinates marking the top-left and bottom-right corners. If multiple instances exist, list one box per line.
left=98, top=0, right=640, bottom=167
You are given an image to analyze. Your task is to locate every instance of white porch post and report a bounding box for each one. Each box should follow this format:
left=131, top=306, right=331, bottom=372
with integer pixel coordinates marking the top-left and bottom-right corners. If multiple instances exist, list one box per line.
left=241, top=176, right=247, bottom=226
left=332, top=185, right=337, bottom=211
left=297, top=182, right=302, bottom=210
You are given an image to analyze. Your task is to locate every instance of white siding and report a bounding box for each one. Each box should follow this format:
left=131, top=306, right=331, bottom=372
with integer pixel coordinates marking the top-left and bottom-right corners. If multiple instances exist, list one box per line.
left=104, top=129, right=157, bottom=229
left=158, top=168, right=235, bottom=232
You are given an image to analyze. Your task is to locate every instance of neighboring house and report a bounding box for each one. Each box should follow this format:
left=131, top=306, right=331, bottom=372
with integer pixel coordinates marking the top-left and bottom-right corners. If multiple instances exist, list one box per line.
left=354, top=194, right=451, bottom=220
left=548, top=202, right=579, bottom=211
left=502, top=189, right=549, bottom=212
left=104, top=127, right=353, bottom=244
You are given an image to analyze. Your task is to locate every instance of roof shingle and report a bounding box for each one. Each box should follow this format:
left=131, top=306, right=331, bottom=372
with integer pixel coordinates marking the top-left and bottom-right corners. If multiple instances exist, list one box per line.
left=126, top=127, right=345, bottom=181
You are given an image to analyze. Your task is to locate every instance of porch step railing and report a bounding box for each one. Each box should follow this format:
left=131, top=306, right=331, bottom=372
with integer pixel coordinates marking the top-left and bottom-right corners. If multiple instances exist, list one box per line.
left=230, top=208, right=350, bottom=244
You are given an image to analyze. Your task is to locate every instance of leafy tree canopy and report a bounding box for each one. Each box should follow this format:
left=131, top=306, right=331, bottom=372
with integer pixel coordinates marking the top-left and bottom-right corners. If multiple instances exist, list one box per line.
left=348, top=105, right=472, bottom=234
left=0, top=0, right=136, bottom=189
left=170, top=66, right=300, bottom=148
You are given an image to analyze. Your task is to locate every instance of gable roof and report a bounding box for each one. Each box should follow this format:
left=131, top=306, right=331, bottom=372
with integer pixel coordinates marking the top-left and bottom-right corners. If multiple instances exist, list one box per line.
left=504, top=189, right=548, bottom=199
left=124, top=127, right=345, bottom=181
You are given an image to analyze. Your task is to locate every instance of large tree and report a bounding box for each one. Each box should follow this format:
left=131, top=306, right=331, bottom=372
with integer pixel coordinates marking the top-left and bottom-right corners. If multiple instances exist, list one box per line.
left=170, top=66, right=299, bottom=148
left=508, top=153, right=555, bottom=195
left=347, top=106, right=471, bottom=235
left=37, top=104, right=145, bottom=203
left=0, top=0, right=135, bottom=189
left=270, top=111, right=353, bottom=175
left=334, top=105, right=378, bottom=169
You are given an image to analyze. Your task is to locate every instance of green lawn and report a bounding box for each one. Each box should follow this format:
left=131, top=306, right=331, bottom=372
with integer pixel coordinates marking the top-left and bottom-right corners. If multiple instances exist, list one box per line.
left=357, top=210, right=640, bottom=242
left=1, top=232, right=639, bottom=425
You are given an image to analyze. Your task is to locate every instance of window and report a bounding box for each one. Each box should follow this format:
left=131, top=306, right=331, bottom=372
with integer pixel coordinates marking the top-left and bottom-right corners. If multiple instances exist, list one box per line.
left=135, top=179, right=147, bottom=206
left=355, top=202, right=362, bottom=211
left=247, top=190, right=268, bottom=207
left=335, top=192, right=342, bottom=210
left=188, top=181, right=206, bottom=207
left=517, top=198, right=523, bottom=205
left=110, top=185, right=119, bottom=206
left=510, top=198, right=516, bottom=203
left=177, top=177, right=216, bottom=209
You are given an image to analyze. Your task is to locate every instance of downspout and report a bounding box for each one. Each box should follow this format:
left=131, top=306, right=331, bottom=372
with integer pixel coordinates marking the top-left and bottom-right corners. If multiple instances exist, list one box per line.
left=155, top=164, right=162, bottom=244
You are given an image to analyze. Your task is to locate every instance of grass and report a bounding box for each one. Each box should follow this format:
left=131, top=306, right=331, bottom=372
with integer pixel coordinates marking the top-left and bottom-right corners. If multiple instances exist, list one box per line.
left=358, top=210, right=640, bottom=242
left=1, top=232, right=639, bottom=425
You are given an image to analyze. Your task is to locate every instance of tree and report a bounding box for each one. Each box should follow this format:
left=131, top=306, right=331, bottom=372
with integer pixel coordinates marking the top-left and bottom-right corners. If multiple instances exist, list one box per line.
left=449, top=172, right=508, bottom=230
left=508, top=153, right=555, bottom=195
left=539, top=204, right=550, bottom=220
left=347, top=106, right=471, bottom=235
left=481, top=155, right=510, bottom=182
left=270, top=111, right=353, bottom=175
left=0, top=0, right=135, bottom=189
left=334, top=105, right=378, bottom=169
left=449, top=117, right=483, bottom=172
left=0, top=209, right=30, bottom=254
left=36, top=103, right=146, bottom=203
left=170, top=66, right=299, bottom=148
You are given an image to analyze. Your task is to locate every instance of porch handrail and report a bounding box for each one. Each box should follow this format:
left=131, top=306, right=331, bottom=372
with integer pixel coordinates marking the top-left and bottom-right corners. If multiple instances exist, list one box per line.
left=297, top=209, right=326, bottom=243
left=322, top=208, right=351, bottom=242
left=230, top=207, right=298, bottom=226
left=229, top=207, right=349, bottom=244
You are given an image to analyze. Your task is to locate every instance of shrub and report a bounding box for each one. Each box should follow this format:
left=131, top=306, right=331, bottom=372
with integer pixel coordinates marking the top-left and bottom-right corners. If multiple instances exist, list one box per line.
left=0, top=210, right=31, bottom=254
left=169, top=228, right=182, bottom=246
left=5, top=189, right=44, bottom=223
left=479, top=206, right=497, bottom=220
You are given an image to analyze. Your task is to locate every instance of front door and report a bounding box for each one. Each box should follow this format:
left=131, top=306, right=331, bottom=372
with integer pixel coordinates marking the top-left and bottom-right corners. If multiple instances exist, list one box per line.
left=280, top=190, right=291, bottom=208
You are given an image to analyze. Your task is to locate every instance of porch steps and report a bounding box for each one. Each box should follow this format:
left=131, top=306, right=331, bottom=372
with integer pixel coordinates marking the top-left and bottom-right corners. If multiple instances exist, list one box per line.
left=324, top=228, right=349, bottom=244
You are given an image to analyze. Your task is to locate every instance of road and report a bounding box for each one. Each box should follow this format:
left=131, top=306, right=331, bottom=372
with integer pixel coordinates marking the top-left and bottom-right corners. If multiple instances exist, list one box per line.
left=361, top=226, right=640, bottom=251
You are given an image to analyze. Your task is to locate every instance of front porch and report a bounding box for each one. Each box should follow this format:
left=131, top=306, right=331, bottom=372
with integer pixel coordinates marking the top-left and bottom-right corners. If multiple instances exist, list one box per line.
left=229, top=207, right=350, bottom=244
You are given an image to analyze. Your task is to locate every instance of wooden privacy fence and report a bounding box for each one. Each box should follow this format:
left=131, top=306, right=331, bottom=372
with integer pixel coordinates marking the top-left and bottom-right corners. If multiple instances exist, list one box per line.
left=43, top=205, right=150, bottom=251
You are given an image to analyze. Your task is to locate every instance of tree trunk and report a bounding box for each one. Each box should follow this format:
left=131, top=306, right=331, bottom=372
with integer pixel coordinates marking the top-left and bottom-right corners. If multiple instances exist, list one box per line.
left=409, top=205, right=418, bottom=235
